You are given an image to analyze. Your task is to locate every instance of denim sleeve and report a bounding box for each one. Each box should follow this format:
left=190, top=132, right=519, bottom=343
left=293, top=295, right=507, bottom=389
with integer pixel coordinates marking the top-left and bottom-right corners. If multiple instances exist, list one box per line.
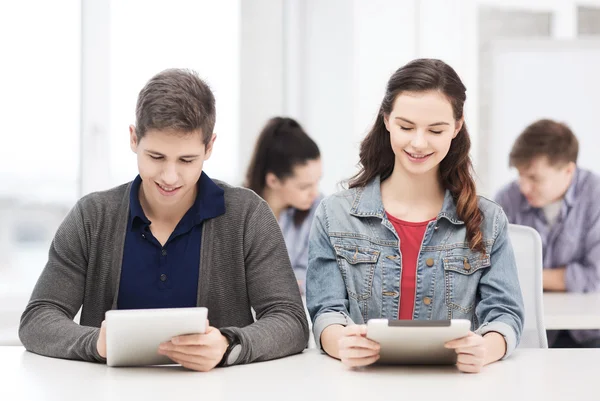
left=474, top=210, right=525, bottom=358
left=306, top=201, right=353, bottom=350
left=565, top=202, right=600, bottom=292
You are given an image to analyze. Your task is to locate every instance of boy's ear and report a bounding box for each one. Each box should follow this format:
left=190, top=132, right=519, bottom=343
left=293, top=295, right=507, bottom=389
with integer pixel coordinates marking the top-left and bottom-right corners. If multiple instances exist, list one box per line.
left=129, top=125, right=138, bottom=152
left=203, top=133, right=217, bottom=160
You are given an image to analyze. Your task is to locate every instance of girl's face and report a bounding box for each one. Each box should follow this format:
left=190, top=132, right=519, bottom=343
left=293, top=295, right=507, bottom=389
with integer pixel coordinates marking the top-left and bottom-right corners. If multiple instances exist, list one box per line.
left=266, top=158, right=322, bottom=211
left=384, top=90, right=463, bottom=178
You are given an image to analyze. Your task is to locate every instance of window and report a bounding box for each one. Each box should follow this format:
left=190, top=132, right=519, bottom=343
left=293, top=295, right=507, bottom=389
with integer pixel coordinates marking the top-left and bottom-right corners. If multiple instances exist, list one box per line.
left=0, top=0, right=81, bottom=344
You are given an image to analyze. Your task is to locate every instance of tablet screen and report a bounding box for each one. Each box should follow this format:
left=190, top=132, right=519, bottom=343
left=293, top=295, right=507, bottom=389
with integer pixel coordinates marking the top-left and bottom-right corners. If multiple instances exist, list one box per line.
left=106, top=307, right=208, bottom=367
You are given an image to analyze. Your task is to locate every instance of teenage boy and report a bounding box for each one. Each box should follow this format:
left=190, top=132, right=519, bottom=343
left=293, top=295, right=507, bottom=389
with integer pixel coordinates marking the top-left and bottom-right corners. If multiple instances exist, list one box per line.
left=496, top=119, right=600, bottom=348
left=20, top=69, right=309, bottom=370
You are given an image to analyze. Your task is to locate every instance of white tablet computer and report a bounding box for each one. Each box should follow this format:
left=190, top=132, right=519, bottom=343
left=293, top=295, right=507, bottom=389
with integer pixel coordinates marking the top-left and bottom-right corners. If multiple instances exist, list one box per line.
left=366, top=319, right=470, bottom=365
left=106, top=307, right=208, bottom=367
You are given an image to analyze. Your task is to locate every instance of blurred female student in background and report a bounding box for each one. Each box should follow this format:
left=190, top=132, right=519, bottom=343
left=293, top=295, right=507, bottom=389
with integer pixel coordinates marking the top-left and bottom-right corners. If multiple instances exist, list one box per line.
left=306, top=59, right=524, bottom=373
left=245, top=117, right=323, bottom=294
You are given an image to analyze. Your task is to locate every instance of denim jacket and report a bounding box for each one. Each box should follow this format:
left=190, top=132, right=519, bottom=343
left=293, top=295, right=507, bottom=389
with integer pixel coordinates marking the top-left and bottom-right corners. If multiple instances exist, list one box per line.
left=306, top=176, right=524, bottom=357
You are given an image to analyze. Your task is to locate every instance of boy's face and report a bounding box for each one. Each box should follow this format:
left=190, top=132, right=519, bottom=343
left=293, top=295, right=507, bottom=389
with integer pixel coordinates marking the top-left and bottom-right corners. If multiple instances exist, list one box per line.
left=130, top=126, right=215, bottom=212
left=516, top=156, right=575, bottom=208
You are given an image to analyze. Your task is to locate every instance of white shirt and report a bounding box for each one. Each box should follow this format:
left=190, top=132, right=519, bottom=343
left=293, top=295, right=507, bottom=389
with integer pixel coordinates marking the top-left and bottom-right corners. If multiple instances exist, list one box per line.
left=543, top=199, right=563, bottom=228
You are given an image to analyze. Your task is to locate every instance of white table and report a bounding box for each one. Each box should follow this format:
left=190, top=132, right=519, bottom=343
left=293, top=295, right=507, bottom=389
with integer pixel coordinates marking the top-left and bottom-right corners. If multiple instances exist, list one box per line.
left=2, top=347, right=600, bottom=401
left=544, top=292, right=600, bottom=330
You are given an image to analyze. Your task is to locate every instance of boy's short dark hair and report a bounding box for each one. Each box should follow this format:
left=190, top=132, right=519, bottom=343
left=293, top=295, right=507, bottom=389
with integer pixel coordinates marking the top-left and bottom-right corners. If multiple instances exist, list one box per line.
left=509, top=119, right=579, bottom=168
left=135, top=68, right=216, bottom=144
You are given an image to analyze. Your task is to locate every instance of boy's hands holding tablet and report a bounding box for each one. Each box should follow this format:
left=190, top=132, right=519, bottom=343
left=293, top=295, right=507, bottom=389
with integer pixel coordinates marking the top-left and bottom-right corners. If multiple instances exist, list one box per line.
left=103, top=307, right=219, bottom=369
left=99, top=313, right=228, bottom=371
left=158, top=321, right=229, bottom=372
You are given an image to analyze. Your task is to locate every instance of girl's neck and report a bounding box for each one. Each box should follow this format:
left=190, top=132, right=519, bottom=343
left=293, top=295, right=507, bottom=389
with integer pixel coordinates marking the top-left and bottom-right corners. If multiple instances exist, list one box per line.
left=262, top=188, right=287, bottom=220
left=380, top=164, right=445, bottom=222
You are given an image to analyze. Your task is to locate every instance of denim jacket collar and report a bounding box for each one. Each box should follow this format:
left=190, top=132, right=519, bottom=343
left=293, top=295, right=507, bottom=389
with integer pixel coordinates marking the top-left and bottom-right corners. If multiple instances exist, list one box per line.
left=349, top=175, right=464, bottom=225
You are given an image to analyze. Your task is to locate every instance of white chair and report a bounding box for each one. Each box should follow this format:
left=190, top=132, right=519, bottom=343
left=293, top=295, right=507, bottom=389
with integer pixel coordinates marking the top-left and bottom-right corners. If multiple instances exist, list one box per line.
left=507, top=224, right=548, bottom=348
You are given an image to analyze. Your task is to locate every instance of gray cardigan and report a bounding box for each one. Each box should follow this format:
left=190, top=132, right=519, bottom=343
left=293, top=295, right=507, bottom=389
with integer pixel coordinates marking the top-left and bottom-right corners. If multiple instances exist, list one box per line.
left=19, top=180, right=309, bottom=364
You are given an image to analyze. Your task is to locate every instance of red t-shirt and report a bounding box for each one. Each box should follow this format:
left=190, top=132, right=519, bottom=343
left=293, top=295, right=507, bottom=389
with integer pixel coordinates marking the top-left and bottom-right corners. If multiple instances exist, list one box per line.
left=386, top=212, right=432, bottom=320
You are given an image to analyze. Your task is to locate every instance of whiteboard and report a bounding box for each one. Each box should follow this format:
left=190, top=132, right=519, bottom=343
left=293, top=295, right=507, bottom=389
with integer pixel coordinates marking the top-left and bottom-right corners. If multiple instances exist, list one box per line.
left=485, top=39, right=600, bottom=197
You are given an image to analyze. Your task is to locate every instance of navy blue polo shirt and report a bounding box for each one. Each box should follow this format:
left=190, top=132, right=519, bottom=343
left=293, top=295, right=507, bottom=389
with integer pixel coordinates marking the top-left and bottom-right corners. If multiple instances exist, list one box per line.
left=117, top=172, right=225, bottom=310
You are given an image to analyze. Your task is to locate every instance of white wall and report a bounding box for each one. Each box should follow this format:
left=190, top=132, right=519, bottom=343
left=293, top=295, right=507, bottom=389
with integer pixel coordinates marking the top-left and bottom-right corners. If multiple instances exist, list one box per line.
left=239, top=0, right=285, bottom=186
left=301, top=0, right=356, bottom=192
left=80, top=0, right=110, bottom=195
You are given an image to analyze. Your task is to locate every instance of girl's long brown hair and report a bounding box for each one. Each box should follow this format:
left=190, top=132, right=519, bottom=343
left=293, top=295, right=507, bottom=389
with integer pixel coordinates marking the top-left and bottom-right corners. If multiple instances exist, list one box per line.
left=349, top=59, right=484, bottom=254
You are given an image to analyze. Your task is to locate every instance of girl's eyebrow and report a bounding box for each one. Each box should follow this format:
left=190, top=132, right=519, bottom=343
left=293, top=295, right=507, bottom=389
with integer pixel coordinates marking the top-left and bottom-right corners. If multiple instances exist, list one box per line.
left=395, top=116, right=450, bottom=126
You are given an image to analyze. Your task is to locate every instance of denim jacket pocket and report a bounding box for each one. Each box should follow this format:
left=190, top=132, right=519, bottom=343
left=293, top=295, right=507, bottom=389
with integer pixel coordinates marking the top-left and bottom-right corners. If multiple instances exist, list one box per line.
left=334, top=245, right=379, bottom=301
left=443, top=253, right=491, bottom=314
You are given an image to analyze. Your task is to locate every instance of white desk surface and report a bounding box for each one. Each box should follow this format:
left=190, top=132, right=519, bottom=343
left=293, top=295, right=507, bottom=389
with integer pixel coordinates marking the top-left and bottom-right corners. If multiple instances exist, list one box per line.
left=544, top=292, right=600, bottom=330
left=2, top=347, right=600, bottom=401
